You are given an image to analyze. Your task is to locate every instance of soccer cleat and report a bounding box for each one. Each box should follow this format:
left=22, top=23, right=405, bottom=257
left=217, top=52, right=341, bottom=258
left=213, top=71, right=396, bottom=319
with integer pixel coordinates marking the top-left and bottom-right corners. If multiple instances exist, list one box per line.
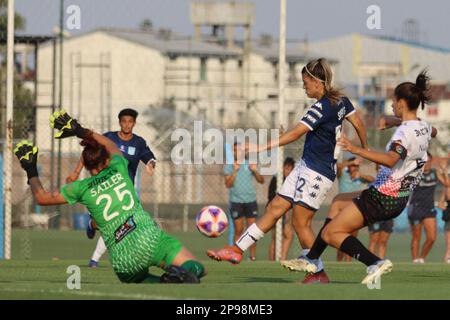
left=88, top=260, right=98, bottom=268
left=413, top=258, right=425, bottom=264
left=280, top=256, right=318, bottom=274
left=160, top=265, right=200, bottom=284
left=206, top=246, right=242, bottom=264
left=86, top=219, right=96, bottom=239
left=361, top=259, right=393, bottom=285
left=302, top=270, right=330, bottom=284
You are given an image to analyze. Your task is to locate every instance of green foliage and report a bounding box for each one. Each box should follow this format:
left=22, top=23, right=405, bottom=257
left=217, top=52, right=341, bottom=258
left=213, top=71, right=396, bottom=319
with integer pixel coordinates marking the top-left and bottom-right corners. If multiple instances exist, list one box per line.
left=0, top=0, right=26, bottom=33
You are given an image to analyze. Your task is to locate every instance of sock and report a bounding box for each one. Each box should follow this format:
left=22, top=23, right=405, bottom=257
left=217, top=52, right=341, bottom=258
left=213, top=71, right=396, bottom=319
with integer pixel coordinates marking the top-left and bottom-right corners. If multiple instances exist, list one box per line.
left=301, top=248, right=324, bottom=272
left=181, top=260, right=205, bottom=278
left=340, top=235, right=380, bottom=266
left=91, top=236, right=107, bottom=262
left=235, top=223, right=265, bottom=252
left=301, top=249, right=310, bottom=256
left=307, top=218, right=332, bottom=260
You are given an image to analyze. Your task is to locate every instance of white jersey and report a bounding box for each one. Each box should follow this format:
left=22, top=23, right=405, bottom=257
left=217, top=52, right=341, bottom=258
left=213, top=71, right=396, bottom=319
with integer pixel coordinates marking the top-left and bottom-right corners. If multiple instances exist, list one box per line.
left=372, top=119, right=432, bottom=198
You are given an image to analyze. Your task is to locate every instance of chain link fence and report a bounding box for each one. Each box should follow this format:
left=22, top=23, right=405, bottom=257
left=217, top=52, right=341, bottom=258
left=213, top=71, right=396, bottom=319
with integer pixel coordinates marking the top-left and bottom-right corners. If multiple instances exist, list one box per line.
left=1, top=0, right=449, bottom=262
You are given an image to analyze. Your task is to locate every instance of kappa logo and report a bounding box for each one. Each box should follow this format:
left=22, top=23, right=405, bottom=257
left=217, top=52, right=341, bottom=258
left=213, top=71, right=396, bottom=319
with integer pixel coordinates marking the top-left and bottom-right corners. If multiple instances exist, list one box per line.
left=310, top=108, right=323, bottom=118
left=312, top=184, right=320, bottom=190
left=306, top=114, right=317, bottom=124
left=314, top=176, right=323, bottom=182
left=309, top=192, right=317, bottom=199
left=338, top=107, right=346, bottom=120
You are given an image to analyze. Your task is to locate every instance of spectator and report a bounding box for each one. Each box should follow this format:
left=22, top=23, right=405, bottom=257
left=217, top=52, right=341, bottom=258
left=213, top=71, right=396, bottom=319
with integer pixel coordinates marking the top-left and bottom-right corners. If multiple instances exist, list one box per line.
left=224, top=142, right=265, bottom=261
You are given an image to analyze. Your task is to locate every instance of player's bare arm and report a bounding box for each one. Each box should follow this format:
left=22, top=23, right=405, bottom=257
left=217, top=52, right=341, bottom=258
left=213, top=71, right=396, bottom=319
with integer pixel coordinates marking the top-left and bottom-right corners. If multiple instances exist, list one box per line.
left=346, top=112, right=368, bottom=149
left=338, top=135, right=402, bottom=168
left=14, top=140, right=68, bottom=206
left=29, top=177, right=67, bottom=206
left=379, top=115, right=437, bottom=138
left=255, top=123, right=310, bottom=153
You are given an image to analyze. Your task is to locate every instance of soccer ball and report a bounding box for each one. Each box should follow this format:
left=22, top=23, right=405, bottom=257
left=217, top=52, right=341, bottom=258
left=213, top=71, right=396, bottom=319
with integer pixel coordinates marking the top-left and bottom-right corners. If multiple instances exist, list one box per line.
left=196, top=206, right=228, bottom=238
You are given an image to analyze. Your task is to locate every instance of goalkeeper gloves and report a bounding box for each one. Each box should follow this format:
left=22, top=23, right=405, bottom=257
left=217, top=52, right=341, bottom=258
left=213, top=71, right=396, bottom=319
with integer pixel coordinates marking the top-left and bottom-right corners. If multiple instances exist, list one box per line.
left=50, top=110, right=90, bottom=139
left=14, top=140, right=39, bottom=181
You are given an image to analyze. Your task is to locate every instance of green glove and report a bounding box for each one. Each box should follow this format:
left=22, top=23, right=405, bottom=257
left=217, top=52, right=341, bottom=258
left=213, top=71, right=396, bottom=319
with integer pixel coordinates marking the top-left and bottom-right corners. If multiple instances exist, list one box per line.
left=14, top=140, right=39, bottom=181
left=50, top=110, right=90, bottom=139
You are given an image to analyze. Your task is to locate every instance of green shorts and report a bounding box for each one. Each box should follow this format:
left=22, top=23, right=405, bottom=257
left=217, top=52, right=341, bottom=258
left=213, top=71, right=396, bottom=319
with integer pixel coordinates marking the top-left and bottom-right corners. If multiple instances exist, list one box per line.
left=113, top=230, right=183, bottom=283
left=152, top=231, right=184, bottom=268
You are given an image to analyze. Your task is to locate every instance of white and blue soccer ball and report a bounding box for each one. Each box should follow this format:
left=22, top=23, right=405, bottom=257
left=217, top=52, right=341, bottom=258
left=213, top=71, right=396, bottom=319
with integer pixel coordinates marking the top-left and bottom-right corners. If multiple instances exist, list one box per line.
left=196, top=206, right=228, bottom=238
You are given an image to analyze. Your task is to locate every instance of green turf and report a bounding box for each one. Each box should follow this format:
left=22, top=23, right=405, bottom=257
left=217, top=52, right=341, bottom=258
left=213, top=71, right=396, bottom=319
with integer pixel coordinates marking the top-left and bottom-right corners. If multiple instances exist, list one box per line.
left=0, top=229, right=449, bottom=299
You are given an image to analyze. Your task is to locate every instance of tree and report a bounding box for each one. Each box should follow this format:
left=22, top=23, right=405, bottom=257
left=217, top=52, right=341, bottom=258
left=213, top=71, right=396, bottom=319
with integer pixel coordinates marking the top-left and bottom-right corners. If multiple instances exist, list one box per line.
left=0, top=2, right=30, bottom=140
left=139, top=19, right=153, bottom=32
left=0, top=0, right=26, bottom=34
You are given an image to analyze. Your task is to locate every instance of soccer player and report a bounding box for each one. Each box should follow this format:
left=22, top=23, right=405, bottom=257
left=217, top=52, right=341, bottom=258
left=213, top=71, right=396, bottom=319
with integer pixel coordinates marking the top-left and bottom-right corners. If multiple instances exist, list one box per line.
left=67, top=108, right=157, bottom=268
left=224, top=142, right=265, bottom=261
left=407, top=152, right=450, bottom=263
left=284, top=71, right=437, bottom=284
left=336, top=157, right=374, bottom=262
left=207, top=58, right=368, bottom=284
left=268, top=157, right=295, bottom=261
left=14, top=110, right=206, bottom=284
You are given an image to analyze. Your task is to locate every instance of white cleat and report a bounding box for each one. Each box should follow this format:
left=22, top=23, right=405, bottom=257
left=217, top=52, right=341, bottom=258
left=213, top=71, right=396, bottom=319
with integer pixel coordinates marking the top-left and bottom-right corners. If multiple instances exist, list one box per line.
left=280, top=257, right=318, bottom=274
left=412, top=258, right=425, bottom=264
left=361, top=259, right=393, bottom=285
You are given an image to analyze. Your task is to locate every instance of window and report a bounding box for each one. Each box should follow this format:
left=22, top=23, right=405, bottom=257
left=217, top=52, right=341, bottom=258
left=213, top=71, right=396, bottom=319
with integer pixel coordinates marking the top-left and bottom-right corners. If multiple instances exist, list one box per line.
left=200, top=57, right=207, bottom=81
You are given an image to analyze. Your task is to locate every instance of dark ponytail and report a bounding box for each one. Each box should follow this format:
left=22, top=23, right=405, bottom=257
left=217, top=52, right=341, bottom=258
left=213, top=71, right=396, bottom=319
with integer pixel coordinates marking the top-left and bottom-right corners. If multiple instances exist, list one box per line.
left=301, top=57, right=344, bottom=105
left=394, top=70, right=431, bottom=110
left=80, top=134, right=110, bottom=171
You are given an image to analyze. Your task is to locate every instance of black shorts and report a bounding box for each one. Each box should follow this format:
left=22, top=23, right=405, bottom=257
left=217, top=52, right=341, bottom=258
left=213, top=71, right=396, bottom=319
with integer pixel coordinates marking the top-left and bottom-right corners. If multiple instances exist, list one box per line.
left=229, top=201, right=258, bottom=220
left=368, top=220, right=394, bottom=233
left=353, top=187, right=409, bottom=226
left=408, top=205, right=437, bottom=225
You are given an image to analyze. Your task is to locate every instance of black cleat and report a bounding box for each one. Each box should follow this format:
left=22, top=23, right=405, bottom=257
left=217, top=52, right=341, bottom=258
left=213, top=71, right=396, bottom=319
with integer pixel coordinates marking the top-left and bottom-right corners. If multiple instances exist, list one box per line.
left=160, top=265, right=200, bottom=284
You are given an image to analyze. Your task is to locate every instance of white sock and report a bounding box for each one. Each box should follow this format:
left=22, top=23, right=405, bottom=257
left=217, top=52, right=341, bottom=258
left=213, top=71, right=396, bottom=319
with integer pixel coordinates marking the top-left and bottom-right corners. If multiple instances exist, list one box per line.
left=316, top=258, right=324, bottom=272
left=91, top=236, right=107, bottom=262
left=235, top=223, right=265, bottom=252
left=302, top=248, right=323, bottom=272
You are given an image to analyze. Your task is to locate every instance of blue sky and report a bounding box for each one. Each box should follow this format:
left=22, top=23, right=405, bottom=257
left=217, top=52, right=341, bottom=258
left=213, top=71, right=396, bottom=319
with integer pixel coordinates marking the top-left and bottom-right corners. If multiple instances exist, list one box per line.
left=14, top=0, right=450, bottom=49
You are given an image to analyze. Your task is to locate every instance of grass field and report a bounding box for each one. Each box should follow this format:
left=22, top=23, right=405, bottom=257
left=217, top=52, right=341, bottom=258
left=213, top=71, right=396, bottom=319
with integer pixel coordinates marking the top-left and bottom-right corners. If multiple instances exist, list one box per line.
left=0, top=228, right=449, bottom=299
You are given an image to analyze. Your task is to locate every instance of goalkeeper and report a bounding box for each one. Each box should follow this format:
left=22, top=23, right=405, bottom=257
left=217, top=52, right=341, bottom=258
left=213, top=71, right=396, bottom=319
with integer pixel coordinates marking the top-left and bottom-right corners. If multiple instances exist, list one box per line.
left=13, top=110, right=206, bottom=284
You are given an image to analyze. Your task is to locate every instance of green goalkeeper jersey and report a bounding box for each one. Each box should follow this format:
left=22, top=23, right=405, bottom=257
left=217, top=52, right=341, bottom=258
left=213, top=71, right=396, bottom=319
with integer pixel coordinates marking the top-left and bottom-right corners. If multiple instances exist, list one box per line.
left=60, top=154, right=160, bottom=249
left=60, top=154, right=184, bottom=282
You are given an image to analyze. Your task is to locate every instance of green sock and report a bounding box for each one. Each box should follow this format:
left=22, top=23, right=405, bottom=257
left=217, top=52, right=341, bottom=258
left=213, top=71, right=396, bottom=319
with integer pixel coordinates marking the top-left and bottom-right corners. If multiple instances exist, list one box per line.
left=181, top=260, right=205, bottom=278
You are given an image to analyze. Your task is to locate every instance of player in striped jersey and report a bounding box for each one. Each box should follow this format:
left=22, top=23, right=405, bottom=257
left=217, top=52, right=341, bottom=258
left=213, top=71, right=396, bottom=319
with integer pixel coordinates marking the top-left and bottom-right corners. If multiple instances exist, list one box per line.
left=206, top=58, right=368, bottom=284
left=286, top=71, right=437, bottom=284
